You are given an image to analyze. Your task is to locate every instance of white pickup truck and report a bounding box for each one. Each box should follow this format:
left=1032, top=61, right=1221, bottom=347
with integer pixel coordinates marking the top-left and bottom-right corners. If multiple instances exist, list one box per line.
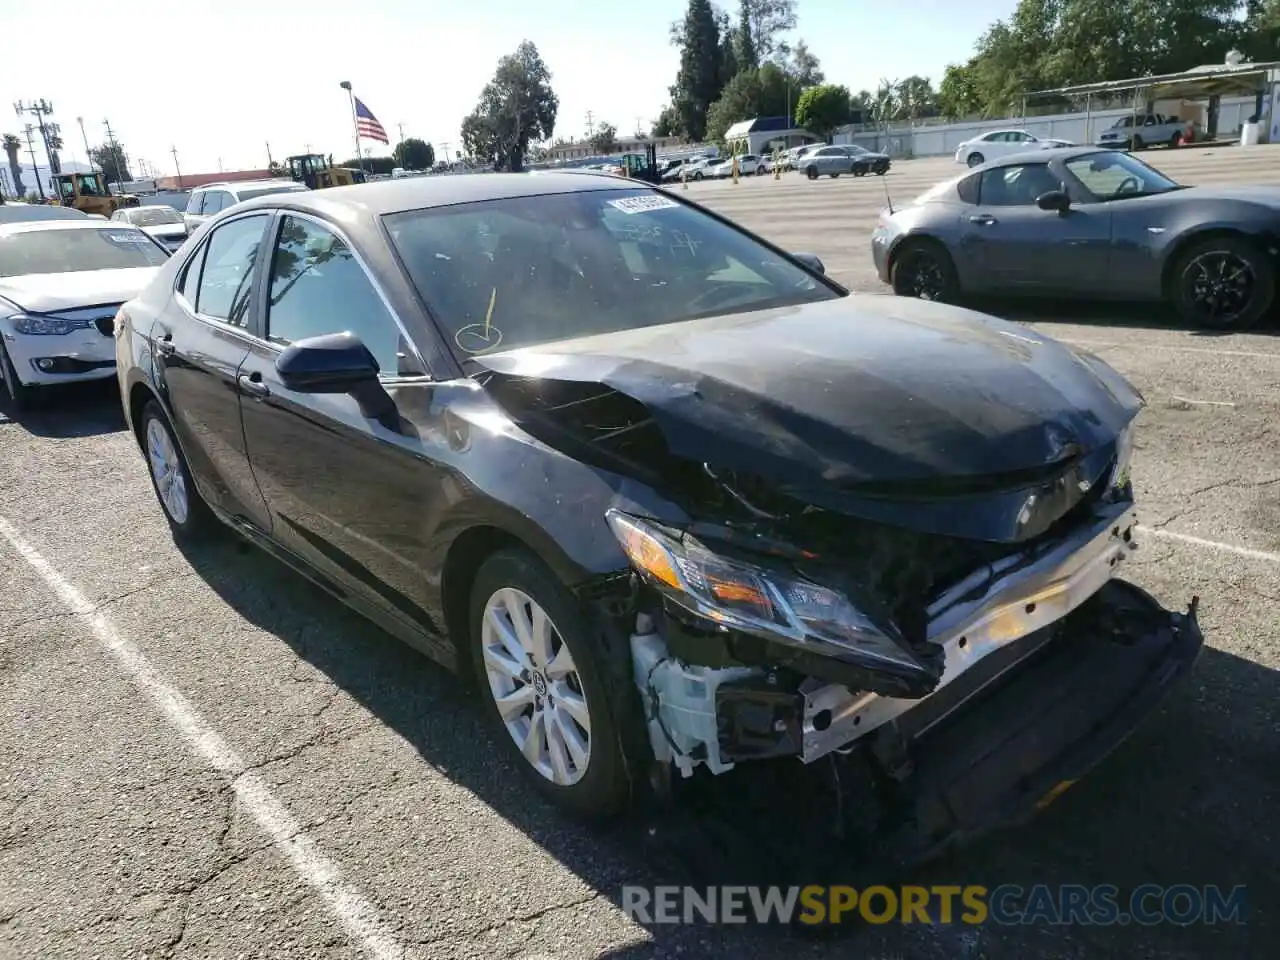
left=1095, top=113, right=1198, bottom=150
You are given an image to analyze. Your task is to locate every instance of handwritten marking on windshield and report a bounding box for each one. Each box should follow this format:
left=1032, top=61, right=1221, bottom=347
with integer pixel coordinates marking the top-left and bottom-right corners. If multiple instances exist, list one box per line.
left=669, top=231, right=701, bottom=257
left=455, top=286, right=504, bottom=354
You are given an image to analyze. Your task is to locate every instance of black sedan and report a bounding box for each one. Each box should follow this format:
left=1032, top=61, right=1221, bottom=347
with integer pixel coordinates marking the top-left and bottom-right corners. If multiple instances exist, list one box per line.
left=872, top=145, right=1279, bottom=330
left=115, top=172, right=1201, bottom=851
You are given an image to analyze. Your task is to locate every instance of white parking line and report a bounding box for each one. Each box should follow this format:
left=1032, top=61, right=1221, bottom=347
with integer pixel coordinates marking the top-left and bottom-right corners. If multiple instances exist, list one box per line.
left=1137, top=524, right=1280, bottom=564
left=1063, top=338, right=1280, bottom=361
left=0, top=516, right=410, bottom=960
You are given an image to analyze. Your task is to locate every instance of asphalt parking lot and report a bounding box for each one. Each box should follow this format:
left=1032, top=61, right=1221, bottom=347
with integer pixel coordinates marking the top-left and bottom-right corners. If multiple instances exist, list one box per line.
left=2, top=146, right=1278, bottom=960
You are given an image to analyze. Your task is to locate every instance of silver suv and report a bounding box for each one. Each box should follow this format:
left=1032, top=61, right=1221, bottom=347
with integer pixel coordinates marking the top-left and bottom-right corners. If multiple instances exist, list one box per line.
left=183, top=179, right=307, bottom=234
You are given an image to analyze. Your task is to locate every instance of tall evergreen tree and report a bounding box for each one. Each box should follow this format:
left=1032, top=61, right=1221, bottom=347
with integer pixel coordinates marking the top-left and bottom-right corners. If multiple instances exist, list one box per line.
left=673, top=0, right=724, bottom=142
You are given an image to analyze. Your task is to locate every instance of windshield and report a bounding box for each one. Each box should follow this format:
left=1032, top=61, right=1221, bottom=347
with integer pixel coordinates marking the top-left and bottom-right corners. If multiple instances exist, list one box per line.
left=236, top=184, right=307, bottom=202
left=128, top=206, right=184, bottom=226
left=0, top=227, right=169, bottom=278
left=385, top=188, right=839, bottom=359
left=1066, top=151, right=1179, bottom=200
left=914, top=174, right=964, bottom=204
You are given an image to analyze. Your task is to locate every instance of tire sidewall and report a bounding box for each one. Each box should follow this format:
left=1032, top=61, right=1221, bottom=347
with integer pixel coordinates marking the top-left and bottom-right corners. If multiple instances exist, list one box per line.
left=467, top=548, right=631, bottom=818
left=891, top=240, right=959, bottom=302
left=141, top=400, right=209, bottom=538
left=968, top=152, right=984, bottom=167
left=1171, top=236, right=1275, bottom=330
left=0, top=343, right=35, bottom=411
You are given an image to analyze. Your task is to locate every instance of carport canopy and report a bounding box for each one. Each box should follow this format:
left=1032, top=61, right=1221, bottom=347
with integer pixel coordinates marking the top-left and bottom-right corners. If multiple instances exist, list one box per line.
left=1024, top=60, right=1280, bottom=104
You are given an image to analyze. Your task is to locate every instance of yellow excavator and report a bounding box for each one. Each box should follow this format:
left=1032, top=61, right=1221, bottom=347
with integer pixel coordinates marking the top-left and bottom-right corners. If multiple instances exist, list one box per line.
left=283, top=153, right=367, bottom=190
left=52, top=171, right=140, bottom=216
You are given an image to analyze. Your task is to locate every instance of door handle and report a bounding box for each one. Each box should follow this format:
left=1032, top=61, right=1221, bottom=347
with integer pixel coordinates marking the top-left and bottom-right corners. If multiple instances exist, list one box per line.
left=237, top=373, right=271, bottom=399
left=969, top=214, right=998, bottom=225
left=155, top=334, right=175, bottom=357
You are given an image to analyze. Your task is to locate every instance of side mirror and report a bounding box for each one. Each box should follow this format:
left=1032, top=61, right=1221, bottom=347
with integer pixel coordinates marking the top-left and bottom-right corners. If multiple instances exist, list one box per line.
left=792, top=251, right=826, bottom=275
left=1036, top=190, right=1071, bottom=213
left=275, top=331, right=380, bottom=393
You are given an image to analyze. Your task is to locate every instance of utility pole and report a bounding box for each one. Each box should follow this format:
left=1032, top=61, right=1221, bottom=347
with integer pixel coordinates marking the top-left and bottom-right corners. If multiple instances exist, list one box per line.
left=439, top=142, right=450, bottom=166
left=21, top=125, right=44, bottom=199
left=102, top=119, right=126, bottom=189
left=398, top=122, right=405, bottom=143
left=170, top=146, right=183, bottom=188
left=266, top=141, right=273, bottom=166
left=77, top=116, right=94, bottom=171
left=585, top=110, right=595, bottom=140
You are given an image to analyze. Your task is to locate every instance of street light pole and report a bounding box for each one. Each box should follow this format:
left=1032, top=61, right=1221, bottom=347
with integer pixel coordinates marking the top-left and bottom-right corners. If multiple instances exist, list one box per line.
left=21, top=125, right=44, bottom=199
left=102, top=119, right=126, bottom=190
left=77, top=116, right=94, bottom=171
left=339, top=81, right=366, bottom=175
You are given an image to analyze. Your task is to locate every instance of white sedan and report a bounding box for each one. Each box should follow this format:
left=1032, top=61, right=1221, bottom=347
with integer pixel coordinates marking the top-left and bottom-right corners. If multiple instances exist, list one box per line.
left=707, top=154, right=771, bottom=178
left=954, top=130, right=1062, bottom=168
left=0, top=220, right=169, bottom=409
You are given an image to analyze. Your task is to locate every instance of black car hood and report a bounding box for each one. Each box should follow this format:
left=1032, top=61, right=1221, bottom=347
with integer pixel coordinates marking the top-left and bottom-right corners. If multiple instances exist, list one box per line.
left=475, top=296, right=1142, bottom=541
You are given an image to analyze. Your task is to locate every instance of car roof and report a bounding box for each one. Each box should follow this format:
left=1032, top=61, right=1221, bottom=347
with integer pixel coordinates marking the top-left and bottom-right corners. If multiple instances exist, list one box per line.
left=984, top=145, right=1109, bottom=168
left=0, top=204, right=91, bottom=224
left=0, top=218, right=142, bottom=237
left=198, top=179, right=302, bottom=193
left=229, top=170, right=653, bottom=220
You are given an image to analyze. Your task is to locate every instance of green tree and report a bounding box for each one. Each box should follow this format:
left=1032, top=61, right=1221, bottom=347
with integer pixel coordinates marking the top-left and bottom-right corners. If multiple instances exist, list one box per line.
left=717, top=10, right=740, bottom=87
left=589, top=121, right=619, bottom=154
left=651, top=105, right=681, bottom=137
left=895, top=75, right=937, bottom=121
left=671, top=0, right=725, bottom=141
left=741, top=0, right=797, bottom=62
left=795, top=83, right=852, bottom=141
left=339, top=156, right=396, bottom=175
left=937, top=63, right=982, bottom=119
left=462, top=40, right=558, bottom=172
left=392, top=137, right=434, bottom=170
left=704, top=62, right=794, bottom=144
left=2, top=133, right=24, bottom=197
left=735, top=0, right=759, bottom=71
left=90, top=142, right=132, bottom=184
left=786, top=39, right=824, bottom=87
left=849, top=90, right=874, bottom=124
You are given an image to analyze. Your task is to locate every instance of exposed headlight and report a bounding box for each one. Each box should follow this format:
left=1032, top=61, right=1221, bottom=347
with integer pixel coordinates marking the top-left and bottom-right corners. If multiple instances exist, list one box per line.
left=1111, top=420, right=1136, bottom=492
left=605, top=510, right=920, bottom=671
left=9, top=314, right=91, bottom=336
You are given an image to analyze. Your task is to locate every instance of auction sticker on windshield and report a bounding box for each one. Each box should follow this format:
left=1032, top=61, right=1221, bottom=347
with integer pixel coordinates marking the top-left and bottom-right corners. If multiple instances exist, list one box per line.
left=101, top=231, right=153, bottom=244
left=609, top=195, right=681, bottom=215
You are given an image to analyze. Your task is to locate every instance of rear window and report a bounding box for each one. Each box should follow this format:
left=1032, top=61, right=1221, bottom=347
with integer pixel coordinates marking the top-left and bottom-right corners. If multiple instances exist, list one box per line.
left=235, top=184, right=307, bottom=202
left=0, top=227, right=169, bottom=277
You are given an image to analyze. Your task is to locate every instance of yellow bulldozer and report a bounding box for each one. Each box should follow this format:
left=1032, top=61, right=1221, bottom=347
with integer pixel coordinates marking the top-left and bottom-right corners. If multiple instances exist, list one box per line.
left=283, top=153, right=367, bottom=190
left=53, top=171, right=140, bottom=216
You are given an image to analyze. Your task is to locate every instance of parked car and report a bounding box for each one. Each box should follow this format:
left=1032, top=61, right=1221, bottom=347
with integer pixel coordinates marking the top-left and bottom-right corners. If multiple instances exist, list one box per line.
left=0, top=219, right=169, bottom=408
left=954, top=129, right=1057, bottom=167
left=1096, top=113, right=1196, bottom=150
left=676, top=157, right=716, bottom=181
left=796, top=144, right=891, bottom=179
left=873, top=145, right=1279, bottom=330
left=115, top=172, right=1201, bottom=851
left=183, top=179, right=308, bottom=235
left=112, top=204, right=189, bottom=252
left=707, top=154, right=770, bottom=178
left=774, top=144, right=821, bottom=173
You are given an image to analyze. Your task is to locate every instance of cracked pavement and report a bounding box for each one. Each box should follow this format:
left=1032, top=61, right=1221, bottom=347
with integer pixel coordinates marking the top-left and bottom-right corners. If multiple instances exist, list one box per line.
left=1, top=148, right=1277, bottom=960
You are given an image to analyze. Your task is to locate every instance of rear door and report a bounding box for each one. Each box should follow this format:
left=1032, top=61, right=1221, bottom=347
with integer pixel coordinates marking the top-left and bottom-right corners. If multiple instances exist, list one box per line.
left=235, top=212, right=443, bottom=630
left=151, top=212, right=274, bottom=529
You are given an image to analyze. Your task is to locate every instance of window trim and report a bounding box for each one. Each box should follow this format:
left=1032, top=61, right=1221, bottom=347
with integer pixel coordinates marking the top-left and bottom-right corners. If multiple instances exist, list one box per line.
left=975, top=161, right=1057, bottom=207
left=258, top=209, right=431, bottom=382
left=172, top=210, right=273, bottom=332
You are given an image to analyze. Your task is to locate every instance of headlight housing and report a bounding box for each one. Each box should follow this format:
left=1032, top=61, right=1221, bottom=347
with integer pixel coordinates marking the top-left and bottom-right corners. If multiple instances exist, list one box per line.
left=9, top=314, right=91, bottom=336
left=605, top=509, right=921, bottom=672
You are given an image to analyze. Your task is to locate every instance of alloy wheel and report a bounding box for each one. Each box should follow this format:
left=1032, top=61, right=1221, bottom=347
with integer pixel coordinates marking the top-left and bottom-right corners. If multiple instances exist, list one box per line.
left=899, top=252, right=948, bottom=300
left=146, top=417, right=190, bottom=525
left=1182, top=250, right=1256, bottom=326
left=480, top=587, right=592, bottom=787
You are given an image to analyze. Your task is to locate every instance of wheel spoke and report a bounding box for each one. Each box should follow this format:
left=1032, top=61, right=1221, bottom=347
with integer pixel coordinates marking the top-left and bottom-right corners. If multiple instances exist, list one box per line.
left=494, top=683, right=535, bottom=721
left=500, top=589, right=537, bottom=661
left=552, top=707, right=589, bottom=770
left=485, top=604, right=526, bottom=666
left=527, top=604, right=555, bottom=669
left=544, top=642, right=576, bottom=680
left=546, top=713, right=572, bottom=784
left=554, top=684, right=591, bottom=735
left=522, top=709, right=547, bottom=766
left=482, top=642, right=523, bottom=681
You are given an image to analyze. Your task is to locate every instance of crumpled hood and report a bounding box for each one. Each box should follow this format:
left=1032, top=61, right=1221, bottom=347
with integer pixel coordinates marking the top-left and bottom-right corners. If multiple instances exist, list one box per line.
left=0, top=267, right=160, bottom=314
left=475, top=296, right=1143, bottom=540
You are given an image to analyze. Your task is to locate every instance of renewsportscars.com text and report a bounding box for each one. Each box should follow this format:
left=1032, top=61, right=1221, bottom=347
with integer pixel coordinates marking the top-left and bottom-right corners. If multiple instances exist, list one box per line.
left=622, top=884, right=1248, bottom=927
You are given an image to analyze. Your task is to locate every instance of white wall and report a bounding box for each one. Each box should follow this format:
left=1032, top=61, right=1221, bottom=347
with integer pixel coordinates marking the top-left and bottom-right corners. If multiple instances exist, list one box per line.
left=835, top=95, right=1260, bottom=157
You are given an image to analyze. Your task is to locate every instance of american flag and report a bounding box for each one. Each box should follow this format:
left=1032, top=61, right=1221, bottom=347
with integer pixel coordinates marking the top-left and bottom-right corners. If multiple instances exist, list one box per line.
left=354, top=97, right=389, bottom=144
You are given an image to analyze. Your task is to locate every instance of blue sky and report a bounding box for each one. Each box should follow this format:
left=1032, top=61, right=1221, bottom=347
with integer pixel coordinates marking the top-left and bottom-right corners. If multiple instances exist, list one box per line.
left=0, top=0, right=1015, bottom=179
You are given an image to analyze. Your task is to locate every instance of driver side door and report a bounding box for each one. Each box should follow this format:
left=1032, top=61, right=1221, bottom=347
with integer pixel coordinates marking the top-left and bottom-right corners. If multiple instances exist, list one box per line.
left=957, top=162, right=1114, bottom=292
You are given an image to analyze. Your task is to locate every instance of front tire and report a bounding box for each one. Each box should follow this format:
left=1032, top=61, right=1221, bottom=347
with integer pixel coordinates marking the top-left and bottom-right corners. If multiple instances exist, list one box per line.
left=1168, top=234, right=1275, bottom=331
left=806, top=166, right=818, bottom=180
left=468, top=547, right=630, bottom=819
left=891, top=239, right=960, bottom=303
left=966, top=152, right=985, bottom=167
left=0, top=343, right=39, bottom=412
left=140, top=400, right=214, bottom=540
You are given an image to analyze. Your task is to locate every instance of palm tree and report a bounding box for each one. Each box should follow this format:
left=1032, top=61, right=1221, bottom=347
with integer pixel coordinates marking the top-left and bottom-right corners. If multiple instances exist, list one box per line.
left=2, top=133, right=25, bottom=197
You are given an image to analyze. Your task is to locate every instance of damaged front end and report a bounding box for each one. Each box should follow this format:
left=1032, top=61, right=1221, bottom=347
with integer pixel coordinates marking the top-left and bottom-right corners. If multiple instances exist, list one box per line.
left=473, top=336, right=1202, bottom=837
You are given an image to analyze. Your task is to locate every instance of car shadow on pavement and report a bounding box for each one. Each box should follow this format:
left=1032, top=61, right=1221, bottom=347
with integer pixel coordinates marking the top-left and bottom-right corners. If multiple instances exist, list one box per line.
left=980, top=297, right=1280, bottom=339
left=177, top=536, right=1276, bottom=960
left=0, top=379, right=125, bottom=438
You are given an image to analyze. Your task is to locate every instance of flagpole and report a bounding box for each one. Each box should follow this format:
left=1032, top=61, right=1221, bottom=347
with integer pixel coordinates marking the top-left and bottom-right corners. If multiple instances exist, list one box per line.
left=338, top=80, right=366, bottom=176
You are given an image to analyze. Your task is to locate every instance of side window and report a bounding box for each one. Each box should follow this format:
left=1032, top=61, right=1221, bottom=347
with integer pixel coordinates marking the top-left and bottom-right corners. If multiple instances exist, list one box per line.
left=957, top=173, right=980, bottom=204
left=978, top=164, right=1059, bottom=206
left=185, top=192, right=204, bottom=214
left=203, top=192, right=226, bottom=215
left=195, top=214, right=269, bottom=325
left=265, top=216, right=413, bottom=375
left=178, top=242, right=208, bottom=305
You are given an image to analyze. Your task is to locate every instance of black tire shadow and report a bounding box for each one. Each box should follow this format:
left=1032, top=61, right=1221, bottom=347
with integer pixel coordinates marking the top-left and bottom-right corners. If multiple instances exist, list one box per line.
left=0, top=378, right=126, bottom=437
left=175, top=535, right=1276, bottom=960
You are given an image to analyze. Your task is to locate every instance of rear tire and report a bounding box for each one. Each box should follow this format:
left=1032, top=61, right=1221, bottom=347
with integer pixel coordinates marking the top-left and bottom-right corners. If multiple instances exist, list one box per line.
left=1129, top=135, right=1145, bottom=151
left=1169, top=131, right=1183, bottom=148
left=1168, top=234, right=1275, bottom=331
left=966, top=152, right=985, bottom=167
left=806, top=166, right=818, bottom=180
left=140, top=401, right=214, bottom=540
left=468, top=548, right=630, bottom=820
left=0, top=343, right=39, bottom=412
left=891, top=239, right=960, bottom=303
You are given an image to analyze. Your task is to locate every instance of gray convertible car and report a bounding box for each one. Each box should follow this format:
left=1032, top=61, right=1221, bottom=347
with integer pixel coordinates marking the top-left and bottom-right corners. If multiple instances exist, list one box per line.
left=872, top=146, right=1278, bottom=329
